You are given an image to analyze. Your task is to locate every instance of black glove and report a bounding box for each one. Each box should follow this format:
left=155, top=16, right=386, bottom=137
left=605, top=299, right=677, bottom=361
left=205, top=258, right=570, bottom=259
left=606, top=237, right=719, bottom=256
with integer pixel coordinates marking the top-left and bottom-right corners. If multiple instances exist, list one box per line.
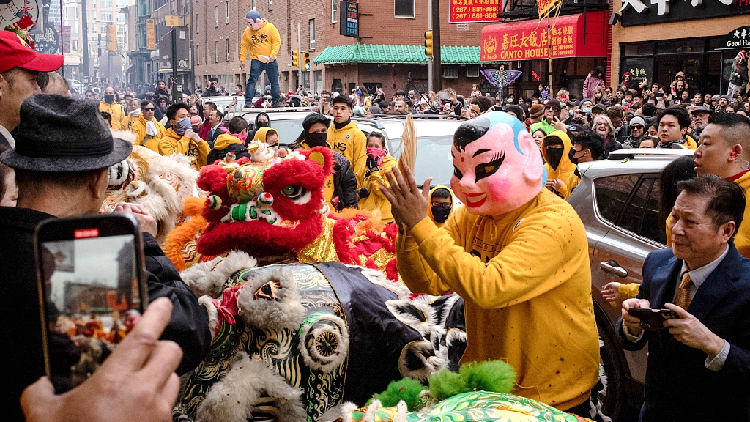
left=358, top=188, right=370, bottom=199
left=366, top=155, right=379, bottom=171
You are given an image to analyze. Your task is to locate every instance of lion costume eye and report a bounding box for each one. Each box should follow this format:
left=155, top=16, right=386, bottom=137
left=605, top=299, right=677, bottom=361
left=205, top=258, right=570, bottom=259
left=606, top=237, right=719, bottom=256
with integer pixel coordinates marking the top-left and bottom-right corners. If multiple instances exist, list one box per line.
left=280, top=185, right=312, bottom=204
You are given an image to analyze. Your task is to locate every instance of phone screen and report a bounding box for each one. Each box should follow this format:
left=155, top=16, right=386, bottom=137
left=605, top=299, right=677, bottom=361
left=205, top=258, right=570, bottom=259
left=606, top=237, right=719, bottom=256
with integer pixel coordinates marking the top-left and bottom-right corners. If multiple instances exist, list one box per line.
left=36, top=215, right=145, bottom=388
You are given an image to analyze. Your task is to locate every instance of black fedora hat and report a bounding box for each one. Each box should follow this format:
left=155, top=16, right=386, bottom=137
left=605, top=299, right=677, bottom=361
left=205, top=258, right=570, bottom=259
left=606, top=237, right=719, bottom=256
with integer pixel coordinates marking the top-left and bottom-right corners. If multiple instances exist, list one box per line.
left=0, top=94, right=132, bottom=171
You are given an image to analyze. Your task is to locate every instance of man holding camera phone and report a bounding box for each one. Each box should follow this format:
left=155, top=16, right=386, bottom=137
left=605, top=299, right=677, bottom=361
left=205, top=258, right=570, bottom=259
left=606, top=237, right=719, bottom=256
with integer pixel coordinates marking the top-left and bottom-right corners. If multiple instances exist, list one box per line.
left=529, top=99, right=567, bottom=135
left=0, top=95, right=210, bottom=421
left=617, top=175, right=750, bottom=422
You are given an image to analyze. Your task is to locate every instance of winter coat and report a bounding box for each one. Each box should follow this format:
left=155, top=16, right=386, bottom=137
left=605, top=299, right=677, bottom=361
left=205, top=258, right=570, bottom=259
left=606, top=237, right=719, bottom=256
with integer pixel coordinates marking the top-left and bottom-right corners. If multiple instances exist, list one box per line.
left=130, top=115, right=166, bottom=151
left=396, top=189, right=599, bottom=411
left=327, top=119, right=368, bottom=177
left=99, top=100, right=127, bottom=130
left=542, top=130, right=577, bottom=199
left=356, top=153, right=397, bottom=222
left=158, top=128, right=211, bottom=170
left=207, top=133, right=251, bottom=164
left=582, top=73, right=606, bottom=100
left=297, top=141, right=358, bottom=211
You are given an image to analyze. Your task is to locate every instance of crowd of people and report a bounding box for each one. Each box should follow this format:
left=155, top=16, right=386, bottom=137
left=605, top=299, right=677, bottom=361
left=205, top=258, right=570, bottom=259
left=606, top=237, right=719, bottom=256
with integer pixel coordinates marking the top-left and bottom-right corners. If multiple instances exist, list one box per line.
left=4, top=24, right=750, bottom=422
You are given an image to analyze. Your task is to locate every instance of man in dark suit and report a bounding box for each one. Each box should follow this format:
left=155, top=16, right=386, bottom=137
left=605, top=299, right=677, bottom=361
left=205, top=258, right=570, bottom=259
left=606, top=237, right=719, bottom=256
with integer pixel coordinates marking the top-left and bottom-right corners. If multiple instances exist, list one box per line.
left=618, top=175, right=750, bottom=422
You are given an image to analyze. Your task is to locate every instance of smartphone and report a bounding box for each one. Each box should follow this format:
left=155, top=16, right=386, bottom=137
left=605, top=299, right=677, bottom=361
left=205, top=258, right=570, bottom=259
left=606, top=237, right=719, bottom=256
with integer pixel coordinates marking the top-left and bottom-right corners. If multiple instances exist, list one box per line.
left=35, top=214, right=148, bottom=384
left=628, top=308, right=679, bottom=330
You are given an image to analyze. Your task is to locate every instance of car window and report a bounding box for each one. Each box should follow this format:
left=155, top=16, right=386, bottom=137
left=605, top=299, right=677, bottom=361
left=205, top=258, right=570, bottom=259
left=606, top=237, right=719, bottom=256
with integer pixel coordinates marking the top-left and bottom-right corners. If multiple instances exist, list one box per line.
left=595, top=174, right=666, bottom=245
left=269, top=120, right=304, bottom=146
left=413, top=135, right=455, bottom=187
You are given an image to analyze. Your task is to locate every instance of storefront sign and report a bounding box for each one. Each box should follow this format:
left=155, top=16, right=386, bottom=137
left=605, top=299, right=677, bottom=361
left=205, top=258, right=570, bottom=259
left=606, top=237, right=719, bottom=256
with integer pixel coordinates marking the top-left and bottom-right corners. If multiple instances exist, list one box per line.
left=146, top=18, right=155, bottom=50
left=620, top=0, right=750, bottom=26
left=339, top=1, right=359, bottom=37
left=537, top=0, right=563, bottom=19
left=716, top=26, right=750, bottom=49
left=450, top=0, right=501, bottom=23
left=621, top=57, right=653, bottom=87
left=480, top=11, right=606, bottom=61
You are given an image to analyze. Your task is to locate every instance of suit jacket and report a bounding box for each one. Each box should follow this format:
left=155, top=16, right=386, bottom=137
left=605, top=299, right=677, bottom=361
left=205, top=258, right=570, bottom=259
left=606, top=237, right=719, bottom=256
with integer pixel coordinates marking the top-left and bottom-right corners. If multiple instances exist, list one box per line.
left=616, top=244, right=750, bottom=422
left=206, top=123, right=227, bottom=149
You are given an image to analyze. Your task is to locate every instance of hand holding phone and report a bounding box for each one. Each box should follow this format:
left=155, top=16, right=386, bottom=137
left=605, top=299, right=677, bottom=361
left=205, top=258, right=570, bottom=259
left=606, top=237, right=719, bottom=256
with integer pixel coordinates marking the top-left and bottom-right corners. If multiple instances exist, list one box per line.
left=627, top=307, right=679, bottom=330
left=21, top=298, right=181, bottom=422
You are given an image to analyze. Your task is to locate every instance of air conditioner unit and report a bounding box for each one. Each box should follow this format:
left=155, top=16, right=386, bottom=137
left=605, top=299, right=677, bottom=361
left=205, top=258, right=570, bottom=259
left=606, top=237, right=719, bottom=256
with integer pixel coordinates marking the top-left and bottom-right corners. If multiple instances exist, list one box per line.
left=310, top=39, right=316, bottom=50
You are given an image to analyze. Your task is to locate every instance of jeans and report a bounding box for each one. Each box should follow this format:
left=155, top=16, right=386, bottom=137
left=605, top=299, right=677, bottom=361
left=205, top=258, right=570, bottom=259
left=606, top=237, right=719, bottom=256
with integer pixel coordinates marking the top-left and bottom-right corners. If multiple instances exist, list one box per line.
left=245, top=59, right=280, bottom=105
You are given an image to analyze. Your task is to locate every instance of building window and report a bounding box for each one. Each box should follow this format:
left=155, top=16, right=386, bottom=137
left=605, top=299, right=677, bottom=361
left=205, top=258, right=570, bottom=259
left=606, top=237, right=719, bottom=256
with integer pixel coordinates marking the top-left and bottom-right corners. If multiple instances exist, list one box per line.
left=225, top=1, right=229, bottom=24
left=268, top=0, right=272, bottom=11
left=309, top=19, right=315, bottom=50
left=101, top=11, right=113, bottom=21
left=215, top=41, right=219, bottom=63
left=196, top=45, right=199, bottom=64
left=331, top=0, right=337, bottom=23
left=195, top=14, right=198, bottom=32
left=117, top=12, right=125, bottom=21
left=101, top=23, right=107, bottom=33
left=442, top=65, right=458, bottom=79
left=214, top=6, right=218, bottom=27
left=116, top=0, right=126, bottom=7
left=117, top=23, right=125, bottom=34
left=101, top=0, right=112, bottom=7
left=226, top=39, right=230, bottom=61
left=467, top=65, right=480, bottom=77
left=394, top=0, right=414, bottom=18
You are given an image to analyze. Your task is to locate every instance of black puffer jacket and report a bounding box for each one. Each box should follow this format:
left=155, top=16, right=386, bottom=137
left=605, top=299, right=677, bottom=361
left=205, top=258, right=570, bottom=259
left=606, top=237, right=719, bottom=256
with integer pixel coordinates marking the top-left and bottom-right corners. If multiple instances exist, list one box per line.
left=332, top=150, right=358, bottom=211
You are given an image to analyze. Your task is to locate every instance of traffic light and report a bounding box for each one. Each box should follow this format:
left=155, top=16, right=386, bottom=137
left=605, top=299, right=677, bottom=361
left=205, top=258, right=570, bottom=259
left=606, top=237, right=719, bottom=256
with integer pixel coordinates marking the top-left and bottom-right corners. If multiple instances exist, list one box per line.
left=292, top=50, right=299, bottom=67
left=303, top=52, right=310, bottom=70
left=424, top=31, right=433, bottom=57
left=107, top=23, right=117, bottom=51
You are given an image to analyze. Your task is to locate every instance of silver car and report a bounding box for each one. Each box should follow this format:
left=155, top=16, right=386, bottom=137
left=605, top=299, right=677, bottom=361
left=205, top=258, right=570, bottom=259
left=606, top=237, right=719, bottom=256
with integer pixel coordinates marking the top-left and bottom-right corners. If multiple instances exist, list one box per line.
left=568, top=148, right=695, bottom=421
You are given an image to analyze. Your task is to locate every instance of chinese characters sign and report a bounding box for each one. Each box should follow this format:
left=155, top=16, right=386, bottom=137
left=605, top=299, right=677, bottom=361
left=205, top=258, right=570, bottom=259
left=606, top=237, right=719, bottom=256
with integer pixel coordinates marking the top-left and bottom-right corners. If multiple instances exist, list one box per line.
left=480, top=12, right=606, bottom=61
left=718, top=26, right=750, bottom=49
left=450, top=0, right=501, bottom=23
left=620, top=0, right=750, bottom=26
left=339, top=1, right=359, bottom=37
left=537, top=0, right=563, bottom=19
left=146, top=19, right=156, bottom=50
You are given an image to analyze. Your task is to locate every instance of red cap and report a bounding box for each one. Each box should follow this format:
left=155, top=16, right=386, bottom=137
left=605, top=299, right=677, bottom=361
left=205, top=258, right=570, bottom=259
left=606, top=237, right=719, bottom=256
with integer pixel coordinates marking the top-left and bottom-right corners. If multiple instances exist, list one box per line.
left=0, top=31, right=64, bottom=74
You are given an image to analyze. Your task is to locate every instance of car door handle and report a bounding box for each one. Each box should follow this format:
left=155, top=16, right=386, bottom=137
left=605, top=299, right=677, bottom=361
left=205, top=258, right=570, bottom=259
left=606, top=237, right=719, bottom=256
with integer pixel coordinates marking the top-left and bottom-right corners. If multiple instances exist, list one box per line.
left=600, top=260, right=628, bottom=278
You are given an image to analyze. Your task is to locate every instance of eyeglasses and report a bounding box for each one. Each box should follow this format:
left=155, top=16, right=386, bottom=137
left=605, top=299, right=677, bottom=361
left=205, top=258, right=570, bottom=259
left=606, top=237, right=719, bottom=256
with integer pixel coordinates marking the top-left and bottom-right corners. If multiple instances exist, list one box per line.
left=431, top=203, right=451, bottom=208
left=143, top=107, right=155, bottom=111
left=631, top=125, right=643, bottom=129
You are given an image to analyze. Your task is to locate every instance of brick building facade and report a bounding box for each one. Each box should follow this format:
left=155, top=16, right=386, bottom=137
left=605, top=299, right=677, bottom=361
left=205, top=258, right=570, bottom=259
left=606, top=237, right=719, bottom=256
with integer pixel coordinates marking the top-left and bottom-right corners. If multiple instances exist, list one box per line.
left=193, top=0, right=328, bottom=95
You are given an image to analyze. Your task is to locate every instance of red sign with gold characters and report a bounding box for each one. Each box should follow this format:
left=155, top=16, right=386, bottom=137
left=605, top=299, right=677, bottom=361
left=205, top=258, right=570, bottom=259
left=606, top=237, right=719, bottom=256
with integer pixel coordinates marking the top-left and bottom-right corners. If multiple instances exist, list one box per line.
left=450, top=0, right=502, bottom=23
left=480, top=11, right=606, bottom=61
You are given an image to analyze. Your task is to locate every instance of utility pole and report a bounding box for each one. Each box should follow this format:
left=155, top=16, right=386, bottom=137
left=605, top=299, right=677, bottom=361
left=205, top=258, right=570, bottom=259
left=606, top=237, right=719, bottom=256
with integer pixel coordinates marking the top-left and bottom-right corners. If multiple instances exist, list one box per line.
left=431, top=0, right=441, bottom=91
left=171, top=28, right=178, bottom=102
left=81, top=0, right=89, bottom=80
left=427, top=0, right=432, bottom=93
left=297, top=22, right=302, bottom=91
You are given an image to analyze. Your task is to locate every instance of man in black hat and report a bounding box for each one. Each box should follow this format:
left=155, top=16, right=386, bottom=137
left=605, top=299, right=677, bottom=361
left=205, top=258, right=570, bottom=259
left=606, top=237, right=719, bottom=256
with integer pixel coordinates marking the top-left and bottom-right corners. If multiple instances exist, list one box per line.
left=0, top=94, right=210, bottom=421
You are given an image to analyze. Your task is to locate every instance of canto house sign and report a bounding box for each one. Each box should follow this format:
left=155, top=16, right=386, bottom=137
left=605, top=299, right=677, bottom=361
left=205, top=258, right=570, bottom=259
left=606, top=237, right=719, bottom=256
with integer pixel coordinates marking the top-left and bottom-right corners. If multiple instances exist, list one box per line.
left=620, top=0, right=750, bottom=26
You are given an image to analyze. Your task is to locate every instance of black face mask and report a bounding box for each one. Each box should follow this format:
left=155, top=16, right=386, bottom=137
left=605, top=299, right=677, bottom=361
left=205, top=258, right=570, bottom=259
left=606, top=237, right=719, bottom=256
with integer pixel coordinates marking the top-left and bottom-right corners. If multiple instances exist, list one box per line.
left=568, top=148, right=579, bottom=165
left=104, top=94, right=115, bottom=104
left=546, top=148, right=564, bottom=170
left=306, top=132, right=328, bottom=148
left=431, top=206, right=451, bottom=224
left=256, top=121, right=269, bottom=128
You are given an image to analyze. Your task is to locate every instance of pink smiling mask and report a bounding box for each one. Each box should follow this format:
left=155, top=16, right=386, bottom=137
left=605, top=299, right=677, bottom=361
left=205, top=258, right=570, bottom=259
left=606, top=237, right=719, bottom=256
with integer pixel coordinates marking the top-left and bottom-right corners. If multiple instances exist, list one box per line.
left=450, top=112, right=546, bottom=215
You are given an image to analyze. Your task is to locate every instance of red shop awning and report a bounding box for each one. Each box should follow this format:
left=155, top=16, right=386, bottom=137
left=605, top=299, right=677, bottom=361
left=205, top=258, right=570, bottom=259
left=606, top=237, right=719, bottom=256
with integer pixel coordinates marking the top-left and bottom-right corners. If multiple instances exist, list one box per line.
left=480, top=11, right=606, bottom=62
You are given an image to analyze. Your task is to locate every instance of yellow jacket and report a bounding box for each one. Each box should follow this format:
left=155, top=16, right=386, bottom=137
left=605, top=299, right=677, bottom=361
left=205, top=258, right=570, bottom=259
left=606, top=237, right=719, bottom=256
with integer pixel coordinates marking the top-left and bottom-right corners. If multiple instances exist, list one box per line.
left=130, top=115, right=166, bottom=151
left=328, top=120, right=367, bottom=177
left=542, top=130, right=577, bottom=199
left=619, top=283, right=641, bottom=301
left=397, top=189, right=599, bottom=410
left=99, top=101, right=127, bottom=130
left=427, top=185, right=454, bottom=228
left=239, top=20, right=281, bottom=62
left=157, top=128, right=210, bottom=170
left=566, top=168, right=582, bottom=198
left=356, top=154, right=397, bottom=223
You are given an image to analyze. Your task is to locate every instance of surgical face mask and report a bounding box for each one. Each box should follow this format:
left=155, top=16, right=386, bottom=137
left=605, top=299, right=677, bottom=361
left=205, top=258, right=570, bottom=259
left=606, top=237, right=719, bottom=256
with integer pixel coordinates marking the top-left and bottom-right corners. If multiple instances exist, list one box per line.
left=256, top=120, right=269, bottom=128
left=568, top=148, right=580, bottom=165
left=431, top=205, right=451, bottom=224
left=104, top=94, right=115, bottom=104
left=582, top=107, right=592, bottom=114
left=174, top=117, right=191, bottom=135
left=546, top=147, right=564, bottom=170
left=306, top=132, right=328, bottom=148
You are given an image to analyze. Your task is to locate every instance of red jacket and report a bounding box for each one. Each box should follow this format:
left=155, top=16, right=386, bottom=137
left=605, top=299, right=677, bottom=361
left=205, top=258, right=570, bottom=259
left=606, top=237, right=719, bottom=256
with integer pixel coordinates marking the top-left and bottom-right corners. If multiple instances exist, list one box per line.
left=198, top=120, right=212, bottom=140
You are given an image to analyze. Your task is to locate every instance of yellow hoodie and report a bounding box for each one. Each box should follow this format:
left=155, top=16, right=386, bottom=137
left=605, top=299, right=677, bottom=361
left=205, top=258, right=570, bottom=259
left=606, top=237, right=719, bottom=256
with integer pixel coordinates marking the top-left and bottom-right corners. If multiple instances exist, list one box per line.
left=328, top=120, right=367, bottom=177
left=157, top=128, right=210, bottom=170
left=356, top=153, right=398, bottom=223
left=542, top=130, right=577, bottom=199
left=252, top=127, right=276, bottom=143
left=397, top=189, right=599, bottom=410
left=130, top=115, right=166, bottom=151
left=427, top=185, right=454, bottom=228
left=239, top=20, right=281, bottom=62
left=99, top=100, right=127, bottom=130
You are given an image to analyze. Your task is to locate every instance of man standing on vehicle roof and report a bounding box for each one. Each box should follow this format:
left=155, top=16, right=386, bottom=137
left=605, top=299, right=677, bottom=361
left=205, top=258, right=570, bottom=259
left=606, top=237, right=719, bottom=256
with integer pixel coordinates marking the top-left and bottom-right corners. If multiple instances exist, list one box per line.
left=239, top=10, right=281, bottom=108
